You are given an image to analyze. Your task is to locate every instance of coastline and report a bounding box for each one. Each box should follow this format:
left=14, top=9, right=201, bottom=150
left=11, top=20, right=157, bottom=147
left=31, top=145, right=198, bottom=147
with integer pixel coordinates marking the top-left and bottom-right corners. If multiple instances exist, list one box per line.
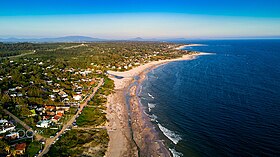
left=105, top=50, right=211, bottom=156
left=175, top=44, right=206, bottom=50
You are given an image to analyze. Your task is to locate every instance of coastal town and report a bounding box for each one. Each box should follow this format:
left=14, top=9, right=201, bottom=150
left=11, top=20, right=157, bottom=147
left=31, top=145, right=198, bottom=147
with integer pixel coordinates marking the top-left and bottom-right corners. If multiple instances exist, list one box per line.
left=0, top=42, right=196, bottom=156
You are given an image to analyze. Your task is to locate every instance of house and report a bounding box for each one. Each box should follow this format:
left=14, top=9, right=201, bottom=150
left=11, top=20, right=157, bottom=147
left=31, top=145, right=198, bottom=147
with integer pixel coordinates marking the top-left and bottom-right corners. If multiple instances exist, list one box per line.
left=28, top=109, right=37, bottom=117
left=49, top=94, right=56, bottom=100
left=51, top=114, right=62, bottom=123
left=96, top=70, right=102, bottom=74
left=46, top=80, right=53, bottom=85
left=62, top=98, right=70, bottom=102
left=36, top=107, right=44, bottom=112
left=90, top=80, right=96, bottom=85
left=0, top=125, right=16, bottom=134
left=56, top=106, right=70, bottom=112
left=0, top=119, right=8, bottom=125
left=42, top=116, right=51, bottom=120
left=17, top=93, right=23, bottom=97
left=56, top=110, right=64, bottom=115
left=52, top=89, right=60, bottom=93
left=15, top=143, right=27, bottom=155
left=59, top=91, right=68, bottom=98
left=5, top=132, right=19, bottom=140
left=46, top=111, right=56, bottom=116
left=45, top=105, right=56, bottom=111
left=8, top=88, right=16, bottom=92
left=73, top=94, right=82, bottom=101
left=36, top=120, right=51, bottom=128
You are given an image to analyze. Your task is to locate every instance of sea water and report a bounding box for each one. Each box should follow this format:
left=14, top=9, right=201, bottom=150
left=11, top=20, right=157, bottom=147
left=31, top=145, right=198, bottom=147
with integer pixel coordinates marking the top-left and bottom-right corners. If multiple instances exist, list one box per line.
left=139, top=39, right=280, bottom=157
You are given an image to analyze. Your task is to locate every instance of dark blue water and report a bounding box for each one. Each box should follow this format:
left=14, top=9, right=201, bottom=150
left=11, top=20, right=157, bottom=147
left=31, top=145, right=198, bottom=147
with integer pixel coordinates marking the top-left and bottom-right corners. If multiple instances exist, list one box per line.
left=140, top=40, right=280, bottom=157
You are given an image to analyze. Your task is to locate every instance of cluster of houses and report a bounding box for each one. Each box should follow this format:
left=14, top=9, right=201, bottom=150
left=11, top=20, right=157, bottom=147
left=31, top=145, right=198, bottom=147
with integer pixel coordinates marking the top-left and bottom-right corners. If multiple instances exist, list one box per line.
left=0, top=119, right=27, bottom=156
left=4, top=143, right=27, bottom=156
left=1, top=58, right=100, bottom=101
left=36, top=105, right=70, bottom=128
left=0, top=119, right=27, bottom=141
left=3, top=86, right=24, bottom=98
left=46, top=68, right=97, bottom=103
left=105, top=51, right=167, bottom=71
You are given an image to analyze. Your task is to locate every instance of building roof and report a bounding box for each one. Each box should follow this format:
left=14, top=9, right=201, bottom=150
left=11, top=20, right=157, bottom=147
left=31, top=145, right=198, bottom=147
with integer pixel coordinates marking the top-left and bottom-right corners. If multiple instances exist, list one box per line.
left=45, top=105, right=56, bottom=110
left=56, top=113, right=63, bottom=117
left=37, top=120, right=51, bottom=125
left=52, top=115, right=61, bottom=121
left=15, top=143, right=27, bottom=151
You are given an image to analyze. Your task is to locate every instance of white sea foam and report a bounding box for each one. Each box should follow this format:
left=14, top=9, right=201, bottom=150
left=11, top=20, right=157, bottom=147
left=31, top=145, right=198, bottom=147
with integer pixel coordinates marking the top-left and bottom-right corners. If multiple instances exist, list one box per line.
left=169, top=148, right=184, bottom=157
left=138, top=85, right=143, bottom=94
left=158, top=124, right=182, bottom=145
left=149, top=114, right=158, bottom=122
left=148, top=103, right=156, bottom=112
left=148, top=93, right=155, bottom=99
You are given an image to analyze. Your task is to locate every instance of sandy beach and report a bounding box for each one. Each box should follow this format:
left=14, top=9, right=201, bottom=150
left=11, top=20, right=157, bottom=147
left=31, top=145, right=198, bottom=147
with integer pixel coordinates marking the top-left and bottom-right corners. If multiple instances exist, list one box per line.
left=105, top=51, right=210, bottom=157
left=175, top=44, right=206, bottom=50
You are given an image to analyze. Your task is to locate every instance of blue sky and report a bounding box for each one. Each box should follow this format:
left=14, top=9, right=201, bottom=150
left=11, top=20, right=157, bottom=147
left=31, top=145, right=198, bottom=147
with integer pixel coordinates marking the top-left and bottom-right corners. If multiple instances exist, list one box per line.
left=0, top=0, right=280, bottom=39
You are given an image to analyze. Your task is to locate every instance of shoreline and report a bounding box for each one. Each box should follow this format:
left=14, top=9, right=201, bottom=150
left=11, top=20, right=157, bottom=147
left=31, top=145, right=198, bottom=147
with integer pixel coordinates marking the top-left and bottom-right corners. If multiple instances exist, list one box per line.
left=175, top=44, right=206, bottom=50
left=105, top=52, right=211, bottom=156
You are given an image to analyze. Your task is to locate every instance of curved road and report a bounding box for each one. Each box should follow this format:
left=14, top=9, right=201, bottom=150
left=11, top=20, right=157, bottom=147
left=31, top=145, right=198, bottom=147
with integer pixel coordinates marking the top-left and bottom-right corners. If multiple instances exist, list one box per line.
left=38, top=78, right=104, bottom=157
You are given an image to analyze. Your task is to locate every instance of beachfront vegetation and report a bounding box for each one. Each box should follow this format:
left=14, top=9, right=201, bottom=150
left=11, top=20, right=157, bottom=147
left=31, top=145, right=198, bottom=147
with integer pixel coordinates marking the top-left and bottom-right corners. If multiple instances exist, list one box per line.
left=76, top=76, right=114, bottom=127
left=46, top=129, right=109, bottom=157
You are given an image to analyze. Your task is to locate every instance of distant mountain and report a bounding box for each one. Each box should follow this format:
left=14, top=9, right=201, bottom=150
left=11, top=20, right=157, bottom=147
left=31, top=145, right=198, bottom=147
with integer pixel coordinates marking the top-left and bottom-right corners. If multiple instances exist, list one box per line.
left=128, top=37, right=190, bottom=42
left=129, top=37, right=146, bottom=41
left=128, top=37, right=165, bottom=41
left=0, top=36, right=107, bottom=43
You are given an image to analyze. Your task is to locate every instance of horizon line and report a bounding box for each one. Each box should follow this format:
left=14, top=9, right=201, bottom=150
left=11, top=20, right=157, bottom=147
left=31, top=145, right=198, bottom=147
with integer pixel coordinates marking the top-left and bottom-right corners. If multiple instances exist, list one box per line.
left=1, top=35, right=280, bottom=40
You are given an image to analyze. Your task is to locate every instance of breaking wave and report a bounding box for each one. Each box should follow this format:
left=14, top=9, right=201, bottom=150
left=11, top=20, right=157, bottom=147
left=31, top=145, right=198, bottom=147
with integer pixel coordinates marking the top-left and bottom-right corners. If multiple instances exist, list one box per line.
left=148, top=93, right=155, bottom=99
left=148, top=103, right=156, bottom=112
left=158, top=124, right=182, bottom=145
left=169, top=148, right=183, bottom=157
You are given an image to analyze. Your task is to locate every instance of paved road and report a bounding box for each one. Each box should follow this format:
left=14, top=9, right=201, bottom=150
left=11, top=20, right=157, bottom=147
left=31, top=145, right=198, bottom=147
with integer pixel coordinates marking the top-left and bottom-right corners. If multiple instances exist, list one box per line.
left=38, top=78, right=104, bottom=157
left=3, top=109, right=44, bottom=141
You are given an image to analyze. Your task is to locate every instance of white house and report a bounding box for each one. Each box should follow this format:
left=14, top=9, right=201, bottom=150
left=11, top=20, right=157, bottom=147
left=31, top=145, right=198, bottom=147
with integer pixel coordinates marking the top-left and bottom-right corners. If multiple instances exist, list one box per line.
left=36, top=120, right=51, bottom=128
left=6, top=132, right=19, bottom=139
left=0, top=119, right=8, bottom=125
left=73, top=95, right=82, bottom=101
left=0, top=126, right=16, bottom=134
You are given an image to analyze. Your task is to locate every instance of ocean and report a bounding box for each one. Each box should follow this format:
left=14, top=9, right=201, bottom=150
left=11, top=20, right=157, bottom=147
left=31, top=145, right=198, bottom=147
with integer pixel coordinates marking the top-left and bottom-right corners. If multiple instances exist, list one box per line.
left=139, top=40, right=280, bottom=157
